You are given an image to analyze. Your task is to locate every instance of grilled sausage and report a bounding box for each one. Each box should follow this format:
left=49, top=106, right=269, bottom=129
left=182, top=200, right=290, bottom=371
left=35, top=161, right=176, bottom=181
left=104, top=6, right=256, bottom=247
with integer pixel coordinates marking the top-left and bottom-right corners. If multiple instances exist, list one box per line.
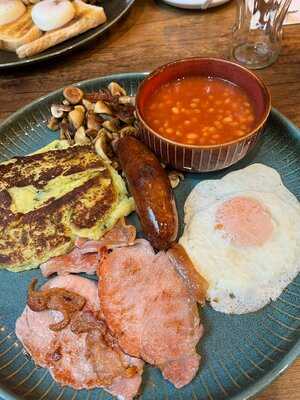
left=116, top=136, right=178, bottom=250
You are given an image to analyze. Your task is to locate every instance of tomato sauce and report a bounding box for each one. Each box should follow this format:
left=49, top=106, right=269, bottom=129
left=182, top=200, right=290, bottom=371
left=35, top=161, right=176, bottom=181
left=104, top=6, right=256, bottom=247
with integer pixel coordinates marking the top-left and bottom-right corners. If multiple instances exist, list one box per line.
left=143, top=76, right=256, bottom=146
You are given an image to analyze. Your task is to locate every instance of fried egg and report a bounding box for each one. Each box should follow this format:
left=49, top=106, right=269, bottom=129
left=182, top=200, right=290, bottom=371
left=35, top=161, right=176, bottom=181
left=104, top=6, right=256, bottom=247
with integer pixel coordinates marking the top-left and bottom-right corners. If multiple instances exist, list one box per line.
left=180, top=164, right=300, bottom=314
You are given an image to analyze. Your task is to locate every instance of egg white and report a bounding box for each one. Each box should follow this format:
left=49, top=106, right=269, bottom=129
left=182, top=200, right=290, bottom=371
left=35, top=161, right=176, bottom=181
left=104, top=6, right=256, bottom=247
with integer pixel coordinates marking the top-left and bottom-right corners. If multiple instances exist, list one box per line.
left=0, top=0, right=26, bottom=26
left=32, top=0, right=75, bottom=31
left=180, top=164, right=300, bottom=314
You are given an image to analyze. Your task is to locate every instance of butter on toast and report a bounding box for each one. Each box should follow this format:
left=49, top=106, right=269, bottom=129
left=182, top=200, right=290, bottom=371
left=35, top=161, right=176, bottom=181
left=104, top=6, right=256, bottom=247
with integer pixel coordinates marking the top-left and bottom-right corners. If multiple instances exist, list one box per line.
left=17, top=0, right=107, bottom=58
left=0, top=8, right=42, bottom=52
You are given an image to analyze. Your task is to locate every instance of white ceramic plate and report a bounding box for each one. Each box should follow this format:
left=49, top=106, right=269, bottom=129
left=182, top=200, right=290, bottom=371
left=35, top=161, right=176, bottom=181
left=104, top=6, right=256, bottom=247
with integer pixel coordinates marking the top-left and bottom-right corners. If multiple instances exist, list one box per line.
left=162, top=0, right=231, bottom=9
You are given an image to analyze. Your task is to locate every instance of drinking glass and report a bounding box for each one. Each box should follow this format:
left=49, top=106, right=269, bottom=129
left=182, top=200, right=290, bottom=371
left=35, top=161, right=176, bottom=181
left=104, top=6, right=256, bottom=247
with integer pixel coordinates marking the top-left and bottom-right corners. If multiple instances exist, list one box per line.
left=231, top=0, right=292, bottom=69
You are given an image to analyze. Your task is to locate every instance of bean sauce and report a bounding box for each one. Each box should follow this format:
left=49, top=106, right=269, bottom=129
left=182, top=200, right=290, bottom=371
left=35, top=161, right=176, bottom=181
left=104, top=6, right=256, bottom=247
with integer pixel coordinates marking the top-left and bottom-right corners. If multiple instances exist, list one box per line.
left=143, top=76, right=256, bottom=146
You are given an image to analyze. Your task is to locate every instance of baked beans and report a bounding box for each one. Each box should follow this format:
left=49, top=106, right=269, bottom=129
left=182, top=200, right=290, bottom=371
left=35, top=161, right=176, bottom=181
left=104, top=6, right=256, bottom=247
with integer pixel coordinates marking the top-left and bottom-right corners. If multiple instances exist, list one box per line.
left=143, top=76, right=256, bottom=146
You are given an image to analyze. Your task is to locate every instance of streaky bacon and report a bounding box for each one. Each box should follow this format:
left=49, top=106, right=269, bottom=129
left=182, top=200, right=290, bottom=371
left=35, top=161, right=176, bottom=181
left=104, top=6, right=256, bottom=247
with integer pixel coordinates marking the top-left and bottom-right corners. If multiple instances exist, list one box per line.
left=167, top=243, right=208, bottom=304
left=75, top=218, right=136, bottom=254
left=40, top=248, right=98, bottom=277
left=41, top=219, right=136, bottom=277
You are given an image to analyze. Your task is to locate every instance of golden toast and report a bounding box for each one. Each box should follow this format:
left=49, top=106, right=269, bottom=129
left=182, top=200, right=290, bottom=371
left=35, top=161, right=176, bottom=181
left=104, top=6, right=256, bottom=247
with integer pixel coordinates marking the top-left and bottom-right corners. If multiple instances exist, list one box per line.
left=0, top=8, right=42, bottom=52
left=17, top=0, right=107, bottom=58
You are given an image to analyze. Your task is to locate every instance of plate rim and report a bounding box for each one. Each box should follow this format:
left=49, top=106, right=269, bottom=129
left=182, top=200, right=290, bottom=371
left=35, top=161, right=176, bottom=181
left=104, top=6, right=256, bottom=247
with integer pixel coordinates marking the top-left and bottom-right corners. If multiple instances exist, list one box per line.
left=0, top=0, right=136, bottom=70
left=161, top=0, right=231, bottom=10
left=0, top=72, right=299, bottom=400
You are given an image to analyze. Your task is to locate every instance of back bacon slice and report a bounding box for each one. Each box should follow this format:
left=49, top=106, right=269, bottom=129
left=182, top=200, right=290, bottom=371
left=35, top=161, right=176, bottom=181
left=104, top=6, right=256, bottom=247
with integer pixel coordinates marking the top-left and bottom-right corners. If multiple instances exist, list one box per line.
left=98, top=239, right=204, bottom=388
left=16, top=275, right=143, bottom=400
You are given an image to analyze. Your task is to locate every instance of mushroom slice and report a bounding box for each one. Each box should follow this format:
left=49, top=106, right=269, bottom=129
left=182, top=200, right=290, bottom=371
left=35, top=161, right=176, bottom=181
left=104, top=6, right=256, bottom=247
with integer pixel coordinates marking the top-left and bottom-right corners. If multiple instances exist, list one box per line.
left=102, top=119, right=119, bottom=132
left=168, top=170, right=184, bottom=189
left=119, top=96, right=135, bottom=106
left=47, top=116, right=60, bottom=131
left=68, top=108, right=85, bottom=130
left=119, top=126, right=138, bottom=138
left=108, top=82, right=127, bottom=97
left=87, top=111, right=103, bottom=131
left=82, top=99, right=94, bottom=111
left=60, top=119, right=73, bottom=144
left=63, top=86, right=84, bottom=105
left=95, top=130, right=112, bottom=163
left=94, top=100, right=112, bottom=115
left=51, top=103, right=72, bottom=119
left=85, top=128, right=98, bottom=141
left=74, top=105, right=85, bottom=113
left=74, top=127, right=90, bottom=145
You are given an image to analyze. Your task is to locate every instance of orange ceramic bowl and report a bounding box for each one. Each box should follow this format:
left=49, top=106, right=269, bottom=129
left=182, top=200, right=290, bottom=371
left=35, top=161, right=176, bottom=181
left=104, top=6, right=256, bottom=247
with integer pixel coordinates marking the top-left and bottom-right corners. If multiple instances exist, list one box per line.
left=136, top=58, right=271, bottom=172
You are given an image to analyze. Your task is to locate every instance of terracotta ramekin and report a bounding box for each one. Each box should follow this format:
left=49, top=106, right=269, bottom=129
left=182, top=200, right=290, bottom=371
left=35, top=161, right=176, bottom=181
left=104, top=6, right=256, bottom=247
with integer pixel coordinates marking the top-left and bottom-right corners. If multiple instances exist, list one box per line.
left=136, top=58, right=271, bottom=172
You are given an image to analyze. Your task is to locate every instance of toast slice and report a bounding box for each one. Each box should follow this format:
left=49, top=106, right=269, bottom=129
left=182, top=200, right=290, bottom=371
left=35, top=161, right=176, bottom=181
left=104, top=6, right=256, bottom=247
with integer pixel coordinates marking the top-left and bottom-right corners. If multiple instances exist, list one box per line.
left=17, top=0, right=107, bottom=58
left=0, top=8, right=42, bottom=52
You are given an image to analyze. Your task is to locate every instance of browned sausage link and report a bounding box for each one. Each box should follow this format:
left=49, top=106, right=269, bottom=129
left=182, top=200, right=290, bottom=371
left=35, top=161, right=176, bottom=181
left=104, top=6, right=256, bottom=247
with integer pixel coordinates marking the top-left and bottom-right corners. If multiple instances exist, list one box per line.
left=116, top=136, right=178, bottom=250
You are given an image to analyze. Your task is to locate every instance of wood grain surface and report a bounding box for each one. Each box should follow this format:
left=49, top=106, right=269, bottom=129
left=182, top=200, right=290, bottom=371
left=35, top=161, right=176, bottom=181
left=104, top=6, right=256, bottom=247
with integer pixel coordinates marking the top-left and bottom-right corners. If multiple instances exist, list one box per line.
left=0, top=0, right=299, bottom=399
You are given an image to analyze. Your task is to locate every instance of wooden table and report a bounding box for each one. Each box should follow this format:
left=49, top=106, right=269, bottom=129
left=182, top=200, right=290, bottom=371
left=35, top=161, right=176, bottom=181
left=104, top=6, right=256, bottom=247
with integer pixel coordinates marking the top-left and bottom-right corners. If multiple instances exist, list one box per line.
left=0, top=0, right=299, bottom=399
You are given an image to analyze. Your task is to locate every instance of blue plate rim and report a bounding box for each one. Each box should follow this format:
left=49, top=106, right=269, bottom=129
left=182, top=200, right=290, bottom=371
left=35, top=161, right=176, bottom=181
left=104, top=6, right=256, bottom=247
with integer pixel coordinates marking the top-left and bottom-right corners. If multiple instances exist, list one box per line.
left=0, top=72, right=299, bottom=400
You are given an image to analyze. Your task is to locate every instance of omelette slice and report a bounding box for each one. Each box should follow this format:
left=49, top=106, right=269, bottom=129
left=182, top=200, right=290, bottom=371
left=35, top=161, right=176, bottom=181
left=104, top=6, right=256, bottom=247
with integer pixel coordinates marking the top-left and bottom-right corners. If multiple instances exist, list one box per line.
left=0, top=140, right=134, bottom=272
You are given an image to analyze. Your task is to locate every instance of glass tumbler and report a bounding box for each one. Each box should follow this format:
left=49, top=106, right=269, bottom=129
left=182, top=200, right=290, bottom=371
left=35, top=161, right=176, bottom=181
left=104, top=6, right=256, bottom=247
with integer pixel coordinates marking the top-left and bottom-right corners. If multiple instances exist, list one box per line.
left=231, top=0, right=292, bottom=69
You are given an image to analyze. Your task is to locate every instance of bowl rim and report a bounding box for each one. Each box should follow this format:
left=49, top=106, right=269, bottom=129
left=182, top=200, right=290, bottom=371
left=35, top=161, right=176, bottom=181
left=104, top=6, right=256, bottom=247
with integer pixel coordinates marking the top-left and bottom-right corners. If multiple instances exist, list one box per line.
left=136, top=57, right=272, bottom=150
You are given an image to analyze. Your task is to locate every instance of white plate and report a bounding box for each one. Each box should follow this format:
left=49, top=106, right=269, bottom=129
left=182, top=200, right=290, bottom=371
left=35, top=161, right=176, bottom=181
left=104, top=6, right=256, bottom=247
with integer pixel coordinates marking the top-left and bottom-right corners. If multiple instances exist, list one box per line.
left=162, top=0, right=231, bottom=9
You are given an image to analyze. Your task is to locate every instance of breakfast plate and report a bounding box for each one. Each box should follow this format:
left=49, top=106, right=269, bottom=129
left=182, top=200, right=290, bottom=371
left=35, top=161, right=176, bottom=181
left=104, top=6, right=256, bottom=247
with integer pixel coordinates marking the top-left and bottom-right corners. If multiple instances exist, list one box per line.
left=0, top=0, right=135, bottom=70
left=0, top=72, right=299, bottom=400
left=161, top=0, right=231, bottom=10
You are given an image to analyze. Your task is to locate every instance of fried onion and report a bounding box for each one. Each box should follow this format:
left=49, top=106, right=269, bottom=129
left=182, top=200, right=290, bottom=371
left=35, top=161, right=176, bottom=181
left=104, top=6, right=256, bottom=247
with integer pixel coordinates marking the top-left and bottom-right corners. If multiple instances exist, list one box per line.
left=27, top=278, right=86, bottom=331
left=71, top=311, right=138, bottom=384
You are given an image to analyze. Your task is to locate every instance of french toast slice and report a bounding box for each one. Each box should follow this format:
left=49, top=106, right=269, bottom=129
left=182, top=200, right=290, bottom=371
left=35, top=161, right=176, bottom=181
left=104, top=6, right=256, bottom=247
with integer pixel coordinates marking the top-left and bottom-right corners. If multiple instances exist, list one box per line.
left=0, top=8, right=42, bottom=52
left=17, top=0, right=107, bottom=58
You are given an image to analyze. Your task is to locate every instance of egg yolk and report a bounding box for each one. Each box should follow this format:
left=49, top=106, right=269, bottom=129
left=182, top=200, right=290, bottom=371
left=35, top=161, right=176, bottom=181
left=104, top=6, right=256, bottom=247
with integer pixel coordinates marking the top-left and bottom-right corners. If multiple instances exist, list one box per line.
left=215, top=196, right=273, bottom=247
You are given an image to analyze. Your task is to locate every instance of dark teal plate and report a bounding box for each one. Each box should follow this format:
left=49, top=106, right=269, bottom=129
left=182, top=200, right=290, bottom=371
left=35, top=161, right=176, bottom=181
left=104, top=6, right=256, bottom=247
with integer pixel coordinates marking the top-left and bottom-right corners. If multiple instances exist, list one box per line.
left=0, top=0, right=135, bottom=69
left=0, top=73, right=299, bottom=400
